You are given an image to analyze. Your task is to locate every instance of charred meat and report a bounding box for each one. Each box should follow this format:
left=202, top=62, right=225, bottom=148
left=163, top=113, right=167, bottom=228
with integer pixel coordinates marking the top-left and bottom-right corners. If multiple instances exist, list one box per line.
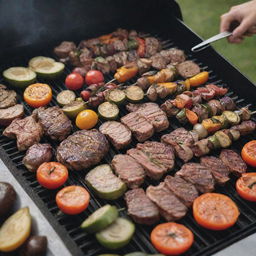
left=0, top=104, right=24, bottom=126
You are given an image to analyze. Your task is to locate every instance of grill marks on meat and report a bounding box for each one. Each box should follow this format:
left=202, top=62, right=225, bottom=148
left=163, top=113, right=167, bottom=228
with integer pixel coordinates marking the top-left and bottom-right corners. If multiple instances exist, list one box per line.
left=34, top=107, right=72, bottom=141
left=99, top=121, right=132, bottom=149
left=164, top=175, right=199, bottom=207
left=176, top=163, right=215, bottom=193
left=176, top=60, right=200, bottom=78
left=22, top=143, right=53, bottom=172
left=125, top=188, right=160, bottom=225
left=220, top=149, right=247, bottom=176
left=3, top=115, right=43, bottom=151
left=0, top=104, right=24, bottom=126
left=200, top=156, right=230, bottom=185
left=0, top=85, right=17, bottom=109
left=56, top=129, right=109, bottom=171
left=111, top=154, right=145, bottom=188
left=146, top=183, right=187, bottom=221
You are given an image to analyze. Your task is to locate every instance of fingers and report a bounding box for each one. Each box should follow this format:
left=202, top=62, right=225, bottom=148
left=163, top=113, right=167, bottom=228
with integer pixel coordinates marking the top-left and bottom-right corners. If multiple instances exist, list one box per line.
left=228, top=35, right=244, bottom=44
left=232, top=17, right=255, bottom=38
left=220, top=13, right=235, bottom=32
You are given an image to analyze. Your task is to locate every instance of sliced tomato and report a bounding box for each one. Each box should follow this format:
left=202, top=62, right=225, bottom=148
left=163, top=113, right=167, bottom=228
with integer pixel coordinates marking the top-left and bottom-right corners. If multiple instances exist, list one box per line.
left=151, top=222, right=194, bottom=255
left=241, top=140, right=256, bottom=167
left=56, top=185, right=90, bottom=215
left=193, top=193, right=240, bottom=230
left=24, top=83, right=52, bottom=108
left=36, top=162, right=68, bottom=190
left=236, top=173, right=256, bottom=202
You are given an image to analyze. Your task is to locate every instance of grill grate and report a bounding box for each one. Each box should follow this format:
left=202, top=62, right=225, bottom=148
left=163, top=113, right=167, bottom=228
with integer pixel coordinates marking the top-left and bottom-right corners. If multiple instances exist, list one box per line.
left=0, top=31, right=256, bottom=256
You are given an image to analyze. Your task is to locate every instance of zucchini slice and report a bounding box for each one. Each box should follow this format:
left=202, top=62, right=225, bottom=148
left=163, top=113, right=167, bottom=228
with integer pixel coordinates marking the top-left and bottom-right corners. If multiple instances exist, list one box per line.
left=57, top=90, right=76, bottom=106
left=106, top=89, right=126, bottom=105
left=3, top=67, right=36, bottom=88
left=63, top=100, right=86, bottom=119
left=124, top=253, right=147, bottom=256
left=208, top=135, right=221, bottom=149
left=125, top=85, right=144, bottom=103
left=215, top=131, right=232, bottom=148
left=96, top=218, right=135, bottom=249
left=81, top=205, right=118, bottom=233
left=98, top=102, right=119, bottom=120
left=212, top=115, right=229, bottom=128
left=222, top=111, right=241, bottom=125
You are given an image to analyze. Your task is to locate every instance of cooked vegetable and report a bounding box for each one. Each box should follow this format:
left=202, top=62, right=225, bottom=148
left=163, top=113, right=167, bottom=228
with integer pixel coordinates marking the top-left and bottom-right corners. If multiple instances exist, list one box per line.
left=193, top=193, right=239, bottom=230
left=136, top=37, right=146, bottom=57
left=80, top=90, right=91, bottom=101
left=56, top=90, right=76, bottom=106
left=186, top=109, right=198, bottom=125
left=124, top=253, right=147, bottom=256
left=24, top=83, right=52, bottom=108
left=150, top=222, right=194, bottom=255
left=0, top=207, right=31, bottom=252
left=223, top=111, right=241, bottom=125
left=3, top=67, right=36, bottom=88
left=236, top=173, right=256, bottom=202
left=193, top=123, right=208, bottom=139
left=106, top=89, right=126, bottom=105
left=81, top=204, right=118, bottom=233
left=128, top=39, right=139, bottom=50
left=98, top=102, right=119, bottom=120
left=125, top=85, right=144, bottom=103
left=186, top=71, right=209, bottom=87
left=85, top=164, right=127, bottom=200
left=215, top=131, right=232, bottom=148
left=63, top=100, right=86, bottom=119
left=176, top=109, right=187, bottom=124
left=19, top=235, right=47, bottom=256
left=85, top=70, right=104, bottom=85
left=0, top=182, right=16, bottom=216
left=174, top=94, right=193, bottom=109
left=115, top=63, right=138, bottom=83
left=157, top=82, right=177, bottom=94
left=65, top=73, right=84, bottom=90
left=236, top=107, right=251, bottom=121
left=76, top=109, right=98, bottom=129
left=202, top=118, right=222, bottom=133
left=241, top=140, right=256, bottom=167
left=96, top=217, right=135, bottom=249
left=36, top=162, right=68, bottom=189
left=212, top=115, right=228, bottom=129
left=28, top=56, right=64, bottom=79
left=208, top=135, right=221, bottom=149
left=229, top=129, right=241, bottom=141
left=56, top=185, right=90, bottom=215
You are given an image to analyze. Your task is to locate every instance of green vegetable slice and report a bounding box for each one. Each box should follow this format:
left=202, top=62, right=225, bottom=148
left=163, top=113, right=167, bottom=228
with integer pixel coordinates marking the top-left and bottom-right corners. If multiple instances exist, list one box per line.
left=96, top=218, right=135, bottom=249
left=212, top=115, right=229, bottom=128
left=106, top=89, right=126, bottom=105
left=208, top=135, right=221, bottom=149
left=215, top=131, right=232, bottom=148
left=81, top=204, right=118, bottom=233
left=125, top=85, right=144, bottom=103
left=63, top=100, right=86, bottom=119
left=57, top=90, right=76, bottom=106
left=98, top=102, right=119, bottom=120
left=222, top=111, right=241, bottom=125
left=3, top=67, right=36, bottom=88
left=124, top=253, right=147, bottom=256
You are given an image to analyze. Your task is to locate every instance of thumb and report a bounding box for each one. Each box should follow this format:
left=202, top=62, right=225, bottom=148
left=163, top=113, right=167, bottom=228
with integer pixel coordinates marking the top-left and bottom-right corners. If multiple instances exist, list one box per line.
left=232, top=17, right=255, bottom=38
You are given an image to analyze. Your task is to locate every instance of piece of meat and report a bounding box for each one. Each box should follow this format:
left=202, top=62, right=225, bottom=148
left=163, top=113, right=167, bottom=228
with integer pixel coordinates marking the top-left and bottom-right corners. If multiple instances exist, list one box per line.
left=99, top=121, right=132, bottom=150
left=145, top=37, right=161, bottom=57
left=220, top=149, right=247, bottom=176
left=176, top=60, right=200, bottom=78
left=106, top=56, right=118, bottom=72
left=127, top=50, right=139, bottom=62
left=22, top=143, right=53, bottom=172
left=164, top=175, right=199, bottom=207
left=220, top=96, right=236, bottom=111
left=126, top=103, right=143, bottom=113
left=112, top=28, right=129, bottom=39
left=192, top=104, right=209, bottom=122
left=146, top=85, right=158, bottom=102
left=111, top=154, right=145, bottom=188
left=146, top=183, right=187, bottom=221
left=137, top=58, right=152, bottom=74
left=160, top=99, right=179, bottom=117
left=206, top=84, right=228, bottom=96
left=125, top=188, right=160, bottom=225
left=231, top=120, right=256, bottom=135
left=192, top=139, right=211, bottom=157
left=56, top=129, right=109, bottom=171
left=92, top=57, right=111, bottom=74
left=176, top=163, right=215, bottom=193
left=34, top=107, right=72, bottom=141
left=128, top=141, right=175, bottom=180
left=54, top=41, right=76, bottom=58
left=136, top=77, right=150, bottom=90
left=113, top=52, right=128, bottom=67
left=208, top=99, right=224, bottom=115
left=160, top=48, right=186, bottom=65
left=0, top=104, right=24, bottom=126
left=3, top=115, right=43, bottom=151
left=112, top=39, right=128, bottom=51
left=150, top=53, right=168, bottom=70
left=0, top=88, right=17, bottom=109
left=174, top=144, right=194, bottom=162
left=194, top=87, right=215, bottom=101
left=121, top=112, right=154, bottom=142
left=128, top=30, right=138, bottom=39
left=68, top=50, right=82, bottom=67
left=72, top=67, right=89, bottom=76
left=200, top=156, right=230, bottom=185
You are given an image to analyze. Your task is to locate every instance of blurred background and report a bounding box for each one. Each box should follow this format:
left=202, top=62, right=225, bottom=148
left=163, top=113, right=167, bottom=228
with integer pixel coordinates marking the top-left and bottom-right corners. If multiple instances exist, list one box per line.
left=178, top=0, right=256, bottom=84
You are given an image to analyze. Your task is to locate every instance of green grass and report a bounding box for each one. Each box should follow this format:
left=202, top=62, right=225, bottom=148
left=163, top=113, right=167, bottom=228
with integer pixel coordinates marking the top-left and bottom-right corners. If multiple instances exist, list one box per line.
left=177, top=0, right=256, bottom=83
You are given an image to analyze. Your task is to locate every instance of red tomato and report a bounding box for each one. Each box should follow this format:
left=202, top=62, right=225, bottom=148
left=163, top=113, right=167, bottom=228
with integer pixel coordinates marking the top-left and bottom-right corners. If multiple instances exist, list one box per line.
left=236, top=173, right=256, bottom=202
left=80, top=90, right=91, bottom=101
left=85, top=70, right=104, bottom=85
left=241, top=140, right=256, bottom=167
left=65, top=73, right=84, bottom=90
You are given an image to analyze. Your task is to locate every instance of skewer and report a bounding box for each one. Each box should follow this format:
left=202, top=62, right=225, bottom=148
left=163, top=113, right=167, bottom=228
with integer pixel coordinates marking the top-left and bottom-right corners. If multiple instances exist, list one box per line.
left=106, top=78, right=117, bottom=84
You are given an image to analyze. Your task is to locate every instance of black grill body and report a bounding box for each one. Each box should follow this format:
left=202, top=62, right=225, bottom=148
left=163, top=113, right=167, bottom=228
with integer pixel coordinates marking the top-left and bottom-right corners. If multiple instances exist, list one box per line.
left=0, top=1, right=256, bottom=256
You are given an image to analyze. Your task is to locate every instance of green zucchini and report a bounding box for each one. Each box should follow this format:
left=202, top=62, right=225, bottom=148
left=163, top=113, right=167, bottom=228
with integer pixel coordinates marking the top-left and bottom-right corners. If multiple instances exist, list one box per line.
left=3, top=67, right=36, bottom=88
left=57, top=90, right=76, bottom=106
left=62, top=100, right=86, bottom=119
left=215, top=131, right=232, bottom=148
left=229, top=129, right=241, bottom=141
left=98, top=102, right=119, bottom=120
left=106, top=89, right=126, bottom=105
left=208, top=135, right=221, bottom=149
left=125, top=85, right=144, bottom=103
left=222, top=111, right=241, bottom=125
left=176, top=108, right=188, bottom=124
left=124, top=253, right=147, bottom=256
left=85, top=164, right=127, bottom=200
left=96, top=218, right=135, bottom=249
left=212, top=115, right=229, bottom=128
left=81, top=205, right=118, bottom=233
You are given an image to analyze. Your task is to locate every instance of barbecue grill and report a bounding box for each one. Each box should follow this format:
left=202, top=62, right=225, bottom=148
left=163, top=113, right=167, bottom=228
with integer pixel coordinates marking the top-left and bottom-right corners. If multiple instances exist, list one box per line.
left=0, top=0, right=256, bottom=255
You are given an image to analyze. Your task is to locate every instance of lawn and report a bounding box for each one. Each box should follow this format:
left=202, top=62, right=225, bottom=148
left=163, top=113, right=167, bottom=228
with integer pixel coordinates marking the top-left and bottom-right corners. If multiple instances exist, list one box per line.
left=177, top=0, right=256, bottom=84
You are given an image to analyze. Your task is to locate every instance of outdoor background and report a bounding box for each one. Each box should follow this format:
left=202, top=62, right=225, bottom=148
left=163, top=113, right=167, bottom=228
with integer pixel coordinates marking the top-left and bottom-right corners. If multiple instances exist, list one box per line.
left=177, top=0, right=256, bottom=84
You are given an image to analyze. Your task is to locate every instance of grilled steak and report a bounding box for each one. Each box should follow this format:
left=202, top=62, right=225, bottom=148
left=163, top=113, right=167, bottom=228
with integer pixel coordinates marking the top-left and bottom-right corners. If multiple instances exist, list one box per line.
left=200, top=156, right=230, bottom=185
left=0, top=86, right=17, bottom=109
left=176, top=163, right=215, bottom=193
left=99, top=121, right=132, bottom=150
left=150, top=53, right=168, bottom=70
left=121, top=112, right=154, bottom=142
left=3, top=115, right=43, bottom=151
left=160, top=48, right=186, bottom=65
left=34, top=107, right=72, bottom=141
left=127, top=141, right=175, bottom=180
left=164, top=175, right=199, bottom=207
left=146, top=183, right=187, bottom=221
left=220, top=149, right=247, bottom=176
left=126, top=103, right=143, bottom=113
left=57, top=129, right=109, bottom=171
left=22, top=143, right=53, bottom=172
left=125, top=188, right=160, bottom=225
left=136, top=77, right=150, bottom=90
left=54, top=41, right=76, bottom=59
left=111, top=154, right=145, bottom=188
left=0, top=104, right=24, bottom=126
left=231, top=120, right=256, bottom=135
left=145, top=37, right=161, bottom=57
left=176, top=60, right=200, bottom=78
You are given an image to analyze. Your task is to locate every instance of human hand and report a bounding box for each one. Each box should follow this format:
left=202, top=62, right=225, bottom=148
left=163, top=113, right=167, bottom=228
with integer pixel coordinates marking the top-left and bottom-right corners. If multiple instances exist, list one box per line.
left=220, top=0, right=256, bottom=43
